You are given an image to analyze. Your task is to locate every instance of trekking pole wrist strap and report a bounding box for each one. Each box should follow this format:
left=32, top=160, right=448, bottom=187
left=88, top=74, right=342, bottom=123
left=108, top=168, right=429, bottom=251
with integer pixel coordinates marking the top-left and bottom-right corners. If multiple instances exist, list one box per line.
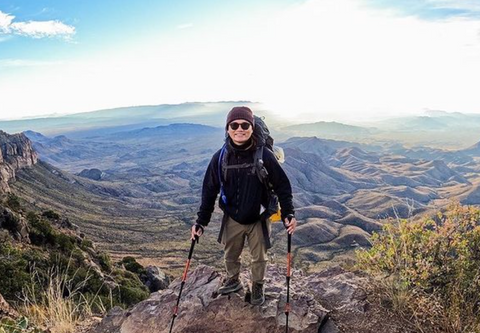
left=194, top=223, right=205, bottom=233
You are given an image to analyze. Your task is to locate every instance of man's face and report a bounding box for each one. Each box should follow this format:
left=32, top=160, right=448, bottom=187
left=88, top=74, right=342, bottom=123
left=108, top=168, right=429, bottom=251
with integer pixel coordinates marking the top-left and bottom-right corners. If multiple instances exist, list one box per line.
left=227, top=119, right=253, bottom=146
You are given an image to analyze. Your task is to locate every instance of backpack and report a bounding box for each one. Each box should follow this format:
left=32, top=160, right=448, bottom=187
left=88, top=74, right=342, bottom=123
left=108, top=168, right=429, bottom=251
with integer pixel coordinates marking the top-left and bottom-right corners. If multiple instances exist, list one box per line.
left=217, top=116, right=284, bottom=221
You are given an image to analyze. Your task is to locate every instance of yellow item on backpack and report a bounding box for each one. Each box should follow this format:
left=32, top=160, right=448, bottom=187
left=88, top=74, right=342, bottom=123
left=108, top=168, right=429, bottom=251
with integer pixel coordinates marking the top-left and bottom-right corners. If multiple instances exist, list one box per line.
left=270, top=209, right=282, bottom=222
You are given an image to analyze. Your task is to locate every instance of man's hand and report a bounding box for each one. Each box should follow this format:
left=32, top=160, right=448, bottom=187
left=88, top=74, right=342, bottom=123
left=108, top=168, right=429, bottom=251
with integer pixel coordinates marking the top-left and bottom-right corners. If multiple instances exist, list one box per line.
left=284, top=216, right=297, bottom=234
left=191, top=224, right=204, bottom=240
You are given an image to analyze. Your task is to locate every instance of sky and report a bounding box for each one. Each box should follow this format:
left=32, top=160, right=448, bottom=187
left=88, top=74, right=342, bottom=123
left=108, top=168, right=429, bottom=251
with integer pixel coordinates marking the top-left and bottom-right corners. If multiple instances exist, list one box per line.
left=1, top=0, right=480, bottom=123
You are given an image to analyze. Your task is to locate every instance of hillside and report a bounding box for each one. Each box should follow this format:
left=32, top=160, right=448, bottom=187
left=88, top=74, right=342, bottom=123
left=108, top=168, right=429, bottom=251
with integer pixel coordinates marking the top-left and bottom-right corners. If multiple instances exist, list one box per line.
left=0, top=131, right=171, bottom=332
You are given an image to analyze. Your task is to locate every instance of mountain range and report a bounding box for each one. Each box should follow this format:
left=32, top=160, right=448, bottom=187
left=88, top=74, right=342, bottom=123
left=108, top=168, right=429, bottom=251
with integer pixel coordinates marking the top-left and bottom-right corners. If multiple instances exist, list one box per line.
left=2, top=118, right=475, bottom=273
left=2, top=102, right=480, bottom=274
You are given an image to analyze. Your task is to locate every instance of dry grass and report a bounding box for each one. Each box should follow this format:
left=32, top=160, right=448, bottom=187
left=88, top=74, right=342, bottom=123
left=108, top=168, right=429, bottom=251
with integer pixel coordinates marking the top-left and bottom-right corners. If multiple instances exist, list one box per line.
left=20, top=264, right=107, bottom=333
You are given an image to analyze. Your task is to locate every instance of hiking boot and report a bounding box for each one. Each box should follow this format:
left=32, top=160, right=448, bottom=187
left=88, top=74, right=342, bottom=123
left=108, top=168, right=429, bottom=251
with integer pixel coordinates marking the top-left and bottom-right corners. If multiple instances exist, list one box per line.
left=250, top=282, right=265, bottom=306
left=218, top=277, right=242, bottom=295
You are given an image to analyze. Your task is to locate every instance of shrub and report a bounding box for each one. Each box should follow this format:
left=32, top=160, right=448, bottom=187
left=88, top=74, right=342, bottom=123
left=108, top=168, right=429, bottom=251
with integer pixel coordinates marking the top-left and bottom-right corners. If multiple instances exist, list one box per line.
left=26, top=213, right=55, bottom=246
left=41, top=210, right=60, bottom=220
left=98, top=252, right=112, bottom=272
left=54, top=234, right=75, bottom=253
left=0, top=259, right=31, bottom=304
left=357, top=203, right=480, bottom=333
left=5, top=194, right=21, bottom=212
left=79, top=239, right=93, bottom=251
left=118, top=285, right=149, bottom=307
left=111, top=268, right=149, bottom=307
left=121, top=256, right=146, bottom=276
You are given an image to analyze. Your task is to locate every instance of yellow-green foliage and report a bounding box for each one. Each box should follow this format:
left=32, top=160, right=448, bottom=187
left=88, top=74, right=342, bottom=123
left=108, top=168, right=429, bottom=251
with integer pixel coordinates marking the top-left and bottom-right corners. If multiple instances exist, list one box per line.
left=357, top=203, right=480, bottom=333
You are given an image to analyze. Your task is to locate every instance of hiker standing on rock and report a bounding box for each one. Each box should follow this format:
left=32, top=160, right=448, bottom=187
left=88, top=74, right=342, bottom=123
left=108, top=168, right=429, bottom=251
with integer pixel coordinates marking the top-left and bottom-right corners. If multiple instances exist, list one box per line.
left=191, top=106, right=297, bottom=306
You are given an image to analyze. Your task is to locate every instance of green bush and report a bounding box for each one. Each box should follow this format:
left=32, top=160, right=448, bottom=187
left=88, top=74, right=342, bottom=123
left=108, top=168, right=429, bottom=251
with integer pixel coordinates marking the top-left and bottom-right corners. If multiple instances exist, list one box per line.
left=111, top=268, right=149, bottom=307
left=98, top=252, right=112, bottom=272
left=41, top=210, right=60, bottom=220
left=54, top=233, right=75, bottom=252
left=4, top=194, right=21, bottom=212
left=0, top=257, right=31, bottom=304
left=79, top=239, right=93, bottom=251
left=121, top=256, right=146, bottom=276
left=26, top=212, right=55, bottom=246
left=0, top=213, right=20, bottom=235
left=118, top=285, right=149, bottom=306
left=357, top=203, right=480, bottom=333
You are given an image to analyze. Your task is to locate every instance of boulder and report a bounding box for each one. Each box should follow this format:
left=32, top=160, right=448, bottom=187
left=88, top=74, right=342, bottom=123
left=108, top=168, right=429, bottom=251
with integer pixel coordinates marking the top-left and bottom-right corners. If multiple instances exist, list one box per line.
left=306, top=266, right=368, bottom=313
left=143, top=266, right=170, bottom=292
left=0, top=207, right=30, bottom=243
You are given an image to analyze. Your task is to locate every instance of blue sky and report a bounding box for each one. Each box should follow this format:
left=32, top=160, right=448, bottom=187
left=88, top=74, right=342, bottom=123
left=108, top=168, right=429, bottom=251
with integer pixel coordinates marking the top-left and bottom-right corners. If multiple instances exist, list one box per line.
left=1, top=0, right=480, bottom=122
left=364, top=0, right=480, bottom=19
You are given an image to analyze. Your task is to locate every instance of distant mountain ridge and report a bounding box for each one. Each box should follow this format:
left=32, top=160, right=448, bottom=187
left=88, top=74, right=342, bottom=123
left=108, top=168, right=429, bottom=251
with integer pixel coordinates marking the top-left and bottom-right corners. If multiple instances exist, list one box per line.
left=3, top=103, right=480, bottom=149
left=282, top=121, right=375, bottom=140
left=104, top=123, right=222, bottom=141
left=0, top=101, right=266, bottom=138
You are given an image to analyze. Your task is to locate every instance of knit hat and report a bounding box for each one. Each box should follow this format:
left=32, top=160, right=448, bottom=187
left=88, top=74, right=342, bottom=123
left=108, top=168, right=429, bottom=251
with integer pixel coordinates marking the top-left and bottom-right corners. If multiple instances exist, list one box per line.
left=226, top=106, right=255, bottom=129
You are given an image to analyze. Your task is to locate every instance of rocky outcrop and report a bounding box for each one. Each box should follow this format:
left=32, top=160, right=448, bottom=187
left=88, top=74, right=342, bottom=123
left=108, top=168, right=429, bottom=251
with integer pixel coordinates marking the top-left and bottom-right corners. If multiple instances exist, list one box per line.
left=306, top=266, right=368, bottom=313
left=0, top=130, right=38, bottom=192
left=78, top=168, right=104, bottom=181
left=91, top=264, right=360, bottom=333
left=0, top=206, right=30, bottom=243
left=143, top=266, right=171, bottom=292
left=91, top=263, right=408, bottom=333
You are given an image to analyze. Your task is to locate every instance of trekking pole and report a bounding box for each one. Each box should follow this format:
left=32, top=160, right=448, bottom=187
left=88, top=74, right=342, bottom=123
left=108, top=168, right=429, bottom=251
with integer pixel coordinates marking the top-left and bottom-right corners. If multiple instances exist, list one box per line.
left=168, top=226, right=200, bottom=333
left=284, top=216, right=293, bottom=333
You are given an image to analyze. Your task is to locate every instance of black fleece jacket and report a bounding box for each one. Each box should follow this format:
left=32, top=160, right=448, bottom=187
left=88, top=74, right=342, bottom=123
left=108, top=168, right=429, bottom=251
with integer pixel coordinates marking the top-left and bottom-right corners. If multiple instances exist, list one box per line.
left=196, top=138, right=294, bottom=226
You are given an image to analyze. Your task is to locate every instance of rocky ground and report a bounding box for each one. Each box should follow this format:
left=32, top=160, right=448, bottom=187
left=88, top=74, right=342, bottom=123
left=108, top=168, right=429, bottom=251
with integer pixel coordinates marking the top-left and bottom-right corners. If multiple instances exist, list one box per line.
left=88, top=264, right=409, bottom=333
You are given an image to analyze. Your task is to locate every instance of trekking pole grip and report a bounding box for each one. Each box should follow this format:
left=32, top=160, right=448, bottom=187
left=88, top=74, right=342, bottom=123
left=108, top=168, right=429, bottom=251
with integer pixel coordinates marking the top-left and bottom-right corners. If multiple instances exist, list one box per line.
left=193, top=223, right=203, bottom=244
left=284, top=214, right=293, bottom=228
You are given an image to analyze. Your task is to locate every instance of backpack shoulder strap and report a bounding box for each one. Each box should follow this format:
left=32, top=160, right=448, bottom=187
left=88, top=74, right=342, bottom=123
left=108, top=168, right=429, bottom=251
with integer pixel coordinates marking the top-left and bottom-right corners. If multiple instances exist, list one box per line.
left=254, top=146, right=269, bottom=186
left=218, top=144, right=227, bottom=204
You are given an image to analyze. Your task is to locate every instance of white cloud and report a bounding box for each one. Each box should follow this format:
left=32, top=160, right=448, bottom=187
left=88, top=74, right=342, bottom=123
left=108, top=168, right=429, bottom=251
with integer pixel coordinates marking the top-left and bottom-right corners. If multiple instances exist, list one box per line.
left=0, top=11, right=14, bottom=32
left=0, top=10, right=75, bottom=40
left=11, top=20, right=75, bottom=39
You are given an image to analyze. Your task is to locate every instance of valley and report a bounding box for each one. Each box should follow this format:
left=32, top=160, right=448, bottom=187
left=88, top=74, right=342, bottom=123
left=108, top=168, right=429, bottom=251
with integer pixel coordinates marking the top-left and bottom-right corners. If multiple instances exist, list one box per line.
left=7, top=113, right=480, bottom=276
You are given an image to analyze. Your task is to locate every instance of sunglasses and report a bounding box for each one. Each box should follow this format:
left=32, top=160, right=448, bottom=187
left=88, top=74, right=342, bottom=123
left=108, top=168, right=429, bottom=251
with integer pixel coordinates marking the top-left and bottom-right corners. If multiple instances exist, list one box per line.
left=229, top=122, right=251, bottom=130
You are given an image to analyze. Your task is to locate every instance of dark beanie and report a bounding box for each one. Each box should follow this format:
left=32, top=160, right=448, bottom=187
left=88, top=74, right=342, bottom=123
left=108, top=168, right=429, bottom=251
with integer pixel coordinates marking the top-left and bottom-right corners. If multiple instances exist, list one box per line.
left=226, top=106, right=255, bottom=128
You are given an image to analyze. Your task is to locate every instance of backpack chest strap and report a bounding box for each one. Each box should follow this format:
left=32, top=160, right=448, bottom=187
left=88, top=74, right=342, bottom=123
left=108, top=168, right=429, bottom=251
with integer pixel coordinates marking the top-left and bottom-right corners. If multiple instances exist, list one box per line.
left=223, top=163, right=255, bottom=170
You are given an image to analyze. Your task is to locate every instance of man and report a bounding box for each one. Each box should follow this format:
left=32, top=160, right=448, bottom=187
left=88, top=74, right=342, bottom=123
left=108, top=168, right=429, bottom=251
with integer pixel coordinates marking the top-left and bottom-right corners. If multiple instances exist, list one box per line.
left=191, top=106, right=297, bottom=306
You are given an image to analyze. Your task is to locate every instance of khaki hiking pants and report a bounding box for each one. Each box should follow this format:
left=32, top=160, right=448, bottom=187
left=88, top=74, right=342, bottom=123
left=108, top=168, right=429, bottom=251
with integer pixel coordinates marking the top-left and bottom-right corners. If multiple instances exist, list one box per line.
left=221, top=216, right=271, bottom=284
